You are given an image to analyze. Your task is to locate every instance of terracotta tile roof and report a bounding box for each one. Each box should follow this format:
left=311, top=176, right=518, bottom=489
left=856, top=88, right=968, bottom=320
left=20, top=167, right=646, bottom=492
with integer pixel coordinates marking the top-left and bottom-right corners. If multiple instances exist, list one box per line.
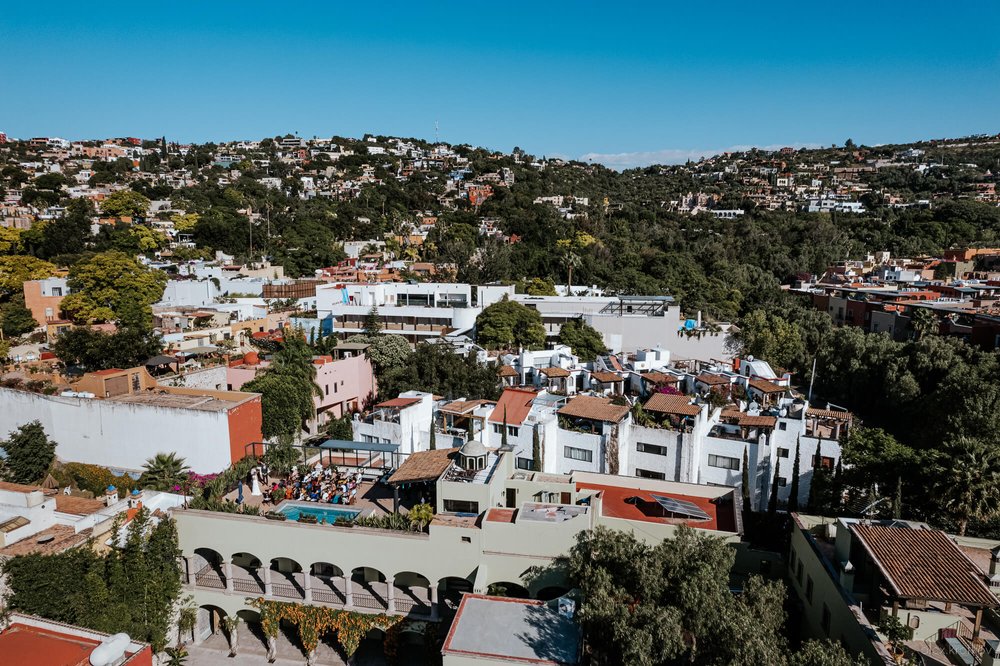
left=388, top=448, right=459, bottom=485
left=850, top=524, right=998, bottom=607
left=641, top=371, right=678, bottom=384
left=806, top=407, right=853, bottom=421
left=558, top=395, right=629, bottom=423
left=644, top=393, right=700, bottom=416
left=55, top=495, right=107, bottom=516
left=0, top=481, right=57, bottom=496
left=440, top=399, right=492, bottom=415
left=696, top=372, right=729, bottom=386
left=0, top=525, right=92, bottom=557
left=374, top=397, right=422, bottom=409
left=606, top=356, right=624, bottom=371
left=590, top=371, right=623, bottom=383
left=748, top=378, right=786, bottom=394
left=497, top=365, right=519, bottom=378
left=485, top=508, right=517, bottom=523
left=488, top=388, right=538, bottom=425
left=738, top=414, right=777, bottom=428
left=540, top=366, right=571, bottom=378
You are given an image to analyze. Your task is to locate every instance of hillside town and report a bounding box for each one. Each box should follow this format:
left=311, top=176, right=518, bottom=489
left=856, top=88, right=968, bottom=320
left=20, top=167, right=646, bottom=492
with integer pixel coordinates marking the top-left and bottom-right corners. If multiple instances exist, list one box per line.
left=1, top=123, right=1000, bottom=666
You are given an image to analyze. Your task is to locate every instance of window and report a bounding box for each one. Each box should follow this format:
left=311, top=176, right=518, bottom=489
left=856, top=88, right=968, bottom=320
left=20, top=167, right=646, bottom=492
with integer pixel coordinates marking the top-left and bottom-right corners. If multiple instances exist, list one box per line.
left=789, top=549, right=797, bottom=571
left=778, top=477, right=787, bottom=487
left=821, top=605, right=831, bottom=633
left=637, top=442, right=668, bottom=456
left=812, top=455, right=835, bottom=469
left=516, top=457, right=532, bottom=470
left=443, top=499, right=479, bottom=514
left=779, top=422, right=788, bottom=431
left=778, top=448, right=789, bottom=458
left=796, top=561, right=804, bottom=586
left=461, top=536, right=472, bottom=543
left=636, top=468, right=665, bottom=480
left=51, top=287, right=62, bottom=296
left=806, top=576, right=814, bottom=603
left=507, top=426, right=519, bottom=437
left=324, top=385, right=329, bottom=396
left=708, top=454, right=740, bottom=471
left=563, top=446, right=593, bottom=463
left=492, top=423, right=502, bottom=434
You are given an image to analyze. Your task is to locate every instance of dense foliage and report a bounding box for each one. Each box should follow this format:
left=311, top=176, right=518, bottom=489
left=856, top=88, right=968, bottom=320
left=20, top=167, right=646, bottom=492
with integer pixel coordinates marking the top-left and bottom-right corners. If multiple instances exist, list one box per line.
left=564, top=526, right=859, bottom=665
left=52, top=323, right=163, bottom=371
left=2, top=509, right=182, bottom=652
left=243, top=330, right=320, bottom=440
left=0, top=421, right=57, bottom=484
left=557, top=317, right=607, bottom=361
left=475, top=296, right=546, bottom=350
left=378, top=342, right=501, bottom=401
left=61, top=251, right=167, bottom=323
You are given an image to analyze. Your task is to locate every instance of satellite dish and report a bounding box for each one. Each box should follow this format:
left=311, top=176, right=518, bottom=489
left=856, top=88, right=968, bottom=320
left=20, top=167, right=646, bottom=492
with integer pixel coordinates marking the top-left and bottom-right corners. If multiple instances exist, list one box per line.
left=748, top=401, right=760, bottom=413
left=746, top=355, right=754, bottom=362
left=779, top=407, right=788, bottom=418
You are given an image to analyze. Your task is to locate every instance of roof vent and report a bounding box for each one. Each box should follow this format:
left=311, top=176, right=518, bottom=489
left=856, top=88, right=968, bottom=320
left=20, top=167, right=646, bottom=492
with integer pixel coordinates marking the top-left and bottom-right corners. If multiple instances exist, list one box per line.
left=36, top=534, right=55, bottom=544
left=89, top=633, right=131, bottom=666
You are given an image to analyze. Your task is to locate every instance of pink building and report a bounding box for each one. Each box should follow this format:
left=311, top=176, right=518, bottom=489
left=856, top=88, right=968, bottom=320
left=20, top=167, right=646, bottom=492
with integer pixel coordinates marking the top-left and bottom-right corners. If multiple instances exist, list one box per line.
left=227, top=351, right=376, bottom=433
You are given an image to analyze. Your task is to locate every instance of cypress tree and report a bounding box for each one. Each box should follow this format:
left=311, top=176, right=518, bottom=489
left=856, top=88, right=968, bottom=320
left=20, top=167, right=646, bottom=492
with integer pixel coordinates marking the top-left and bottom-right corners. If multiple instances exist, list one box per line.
left=767, top=463, right=780, bottom=515
left=501, top=407, right=509, bottom=449
left=741, top=446, right=751, bottom=514
left=532, top=426, right=542, bottom=472
left=892, top=475, right=902, bottom=519
left=807, top=439, right=824, bottom=513
left=429, top=425, right=436, bottom=451
left=787, top=438, right=801, bottom=513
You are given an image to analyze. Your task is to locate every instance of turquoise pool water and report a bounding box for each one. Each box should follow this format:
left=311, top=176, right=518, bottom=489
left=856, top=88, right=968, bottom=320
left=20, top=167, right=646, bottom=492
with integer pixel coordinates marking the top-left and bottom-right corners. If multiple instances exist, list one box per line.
left=278, top=502, right=362, bottom=523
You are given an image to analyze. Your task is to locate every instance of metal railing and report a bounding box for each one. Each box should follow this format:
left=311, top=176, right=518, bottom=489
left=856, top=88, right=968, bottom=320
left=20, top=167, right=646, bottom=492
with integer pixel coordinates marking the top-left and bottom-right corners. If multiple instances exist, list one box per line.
left=352, top=591, right=387, bottom=610
left=195, top=566, right=226, bottom=590
left=272, top=582, right=304, bottom=600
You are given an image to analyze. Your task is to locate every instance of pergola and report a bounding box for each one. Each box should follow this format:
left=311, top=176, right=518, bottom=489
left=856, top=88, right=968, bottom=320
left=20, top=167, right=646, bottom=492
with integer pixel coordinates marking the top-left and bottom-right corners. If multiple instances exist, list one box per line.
left=243, top=439, right=400, bottom=479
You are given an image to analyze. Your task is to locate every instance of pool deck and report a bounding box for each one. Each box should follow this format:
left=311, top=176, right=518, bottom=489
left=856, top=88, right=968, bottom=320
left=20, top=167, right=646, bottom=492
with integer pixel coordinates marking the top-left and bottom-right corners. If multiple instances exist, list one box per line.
left=224, top=479, right=407, bottom=517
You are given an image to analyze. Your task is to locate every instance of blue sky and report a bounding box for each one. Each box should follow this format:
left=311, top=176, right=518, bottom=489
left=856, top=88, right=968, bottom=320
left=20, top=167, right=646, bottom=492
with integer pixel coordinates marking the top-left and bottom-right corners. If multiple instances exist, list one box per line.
left=2, top=2, right=998, bottom=167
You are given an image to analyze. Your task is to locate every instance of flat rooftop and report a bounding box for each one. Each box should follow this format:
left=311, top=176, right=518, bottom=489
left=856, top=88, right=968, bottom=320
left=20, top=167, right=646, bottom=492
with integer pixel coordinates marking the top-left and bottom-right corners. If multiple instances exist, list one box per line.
left=519, top=502, right=588, bottom=524
left=442, top=594, right=581, bottom=665
left=577, top=482, right=737, bottom=533
left=0, top=623, right=101, bottom=666
left=107, top=391, right=242, bottom=411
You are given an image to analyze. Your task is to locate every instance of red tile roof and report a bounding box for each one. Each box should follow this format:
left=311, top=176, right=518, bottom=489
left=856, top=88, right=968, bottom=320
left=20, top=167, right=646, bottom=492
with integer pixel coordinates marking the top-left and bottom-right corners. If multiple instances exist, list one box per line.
left=488, top=388, right=538, bottom=425
left=540, top=366, right=571, bottom=378
left=748, top=378, right=786, bottom=394
left=0, top=624, right=100, bottom=666
left=590, top=371, right=623, bottom=383
left=497, top=365, right=519, bottom=378
left=643, top=393, right=700, bottom=416
left=0, top=481, right=57, bottom=496
left=850, top=524, right=998, bottom=607
left=641, top=371, right=678, bottom=384
left=374, top=397, right=422, bottom=409
left=388, top=448, right=460, bottom=485
left=696, top=372, right=729, bottom=386
left=737, top=414, right=777, bottom=428
left=806, top=407, right=853, bottom=421
left=557, top=395, right=629, bottom=423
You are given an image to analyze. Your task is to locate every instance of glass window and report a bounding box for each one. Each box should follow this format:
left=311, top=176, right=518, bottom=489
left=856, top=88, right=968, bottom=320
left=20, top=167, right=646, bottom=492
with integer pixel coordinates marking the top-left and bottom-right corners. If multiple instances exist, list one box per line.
left=778, top=448, right=789, bottom=458
left=637, top=442, right=668, bottom=456
left=636, top=468, right=665, bottom=480
left=563, top=446, right=593, bottom=463
left=708, top=454, right=740, bottom=470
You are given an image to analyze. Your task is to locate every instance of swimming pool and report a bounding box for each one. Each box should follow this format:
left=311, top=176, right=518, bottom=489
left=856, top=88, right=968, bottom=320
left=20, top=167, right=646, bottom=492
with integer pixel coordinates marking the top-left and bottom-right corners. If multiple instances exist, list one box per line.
left=277, top=502, right=362, bottom=523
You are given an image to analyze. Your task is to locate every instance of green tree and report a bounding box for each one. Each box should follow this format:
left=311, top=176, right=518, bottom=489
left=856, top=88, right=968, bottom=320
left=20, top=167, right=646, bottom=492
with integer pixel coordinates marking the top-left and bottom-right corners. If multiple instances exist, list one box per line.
left=558, top=317, right=606, bottom=361
left=908, top=307, right=939, bottom=340
left=932, top=436, right=1000, bottom=536
left=0, top=294, right=39, bottom=336
left=378, top=342, right=500, bottom=401
left=40, top=198, right=94, bottom=259
left=408, top=502, right=434, bottom=531
left=728, top=309, right=805, bottom=371
left=141, top=453, right=191, bottom=491
left=243, top=329, right=320, bottom=440
left=341, top=333, right=410, bottom=376
left=0, top=255, right=56, bottom=298
left=325, top=414, right=354, bottom=440
left=790, top=640, right=865, bottom=666
left=0, top=421, right=57, bottom=484
left=363, top=306, right=383, bottom=337
left=787, top=439, right=801, bottom=513
left=52, top=325, right=163, bottom=372
left=531, top=426, right=541, bottom=471
left=566, top=526, right=791, bottom=665
left=100, top=189, right=151, bottom=219
left=501, top=408, right=509, bottom=449
left=61, top=251, right=167, bottom=323
left=475, top=296, right=546, bottom=350
left=521, top=277, right=557, bottom=296
left=767, top=464, right=780, bottom=515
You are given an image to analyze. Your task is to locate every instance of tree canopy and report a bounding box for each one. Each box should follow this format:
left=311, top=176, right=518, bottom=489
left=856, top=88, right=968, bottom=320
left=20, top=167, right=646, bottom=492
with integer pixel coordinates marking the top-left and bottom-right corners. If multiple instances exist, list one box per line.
left=475, top=296, right=546, bottom=350
left=61, top=251, right=167, bottom=323
left=0, top=421, right=57, bottom=485
left=100, top=189, right=150, bottom=218
left=558, top=317, right=607, bottom=361
left=378, top=342, right=501, bottom=401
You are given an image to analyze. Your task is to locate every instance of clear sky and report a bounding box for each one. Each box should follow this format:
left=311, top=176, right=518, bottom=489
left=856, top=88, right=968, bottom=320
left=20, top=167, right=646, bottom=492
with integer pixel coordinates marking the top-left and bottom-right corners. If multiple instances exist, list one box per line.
left=2, top=1, right=998, bottom=167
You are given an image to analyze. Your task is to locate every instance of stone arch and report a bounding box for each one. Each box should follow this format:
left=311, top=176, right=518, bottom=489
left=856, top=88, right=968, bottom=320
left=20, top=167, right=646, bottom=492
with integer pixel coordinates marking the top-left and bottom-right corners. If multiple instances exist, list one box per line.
left=393, top=570, right=431, bottom=615
left=270, top=557, right=305, bottom=600
left=351, top=566, right=389, bottom=611
left=438, top=575, right=475, bottom=613
left=309, top=561, right=346, bottom=605
left=196, top=604, right=227, bottom=643
left=486, top=580, right=530, bottom=599
left=192, top=548, right=226, bottom=588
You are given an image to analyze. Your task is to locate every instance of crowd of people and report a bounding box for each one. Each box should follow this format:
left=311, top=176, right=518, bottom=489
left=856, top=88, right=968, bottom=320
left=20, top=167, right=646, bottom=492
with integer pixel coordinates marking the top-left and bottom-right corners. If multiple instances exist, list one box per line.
left=266, top=462, right=362, bottom=505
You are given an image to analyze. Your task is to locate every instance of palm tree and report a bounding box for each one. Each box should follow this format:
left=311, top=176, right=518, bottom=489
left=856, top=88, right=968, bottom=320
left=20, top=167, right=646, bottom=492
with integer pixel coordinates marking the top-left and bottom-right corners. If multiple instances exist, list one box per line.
left=933, top=437, right=1000, bottom=536
left=142, top=452, right=190, bottom=491
left=561, top=251, right=581, bottom=294
left=909, top=307, right=939, bottom=340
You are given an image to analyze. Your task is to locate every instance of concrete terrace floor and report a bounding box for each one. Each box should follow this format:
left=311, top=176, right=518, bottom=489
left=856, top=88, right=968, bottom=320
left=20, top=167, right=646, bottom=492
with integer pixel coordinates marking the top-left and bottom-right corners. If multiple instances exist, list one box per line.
left=187, top=630, right=429, bottom=665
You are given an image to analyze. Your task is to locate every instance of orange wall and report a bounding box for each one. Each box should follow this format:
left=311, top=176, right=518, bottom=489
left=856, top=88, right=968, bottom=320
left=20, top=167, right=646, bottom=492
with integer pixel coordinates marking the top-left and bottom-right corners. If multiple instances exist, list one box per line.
left=23, top=281, right=64, bottom=324
left=228, top=396, right=263, bottom=464
left=125, top=645, right=154, bottom=666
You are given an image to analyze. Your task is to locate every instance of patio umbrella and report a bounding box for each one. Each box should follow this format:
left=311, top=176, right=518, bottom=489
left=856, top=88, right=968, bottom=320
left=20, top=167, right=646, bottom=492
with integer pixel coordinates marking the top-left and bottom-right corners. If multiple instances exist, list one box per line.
left=237, top=480, right=244, bottom=504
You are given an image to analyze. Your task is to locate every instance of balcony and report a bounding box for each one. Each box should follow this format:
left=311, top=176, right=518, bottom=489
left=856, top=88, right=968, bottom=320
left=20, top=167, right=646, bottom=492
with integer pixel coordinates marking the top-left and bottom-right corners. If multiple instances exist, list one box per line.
left=185, top=551, right=435, bottom=619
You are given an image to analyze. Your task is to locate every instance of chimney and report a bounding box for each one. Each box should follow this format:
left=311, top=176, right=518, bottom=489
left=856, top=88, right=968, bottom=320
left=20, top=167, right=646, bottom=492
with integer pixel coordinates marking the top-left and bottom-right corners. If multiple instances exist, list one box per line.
left=128, top=489, right=144, bottom=509
left=104, top=486, right=118, bottom=507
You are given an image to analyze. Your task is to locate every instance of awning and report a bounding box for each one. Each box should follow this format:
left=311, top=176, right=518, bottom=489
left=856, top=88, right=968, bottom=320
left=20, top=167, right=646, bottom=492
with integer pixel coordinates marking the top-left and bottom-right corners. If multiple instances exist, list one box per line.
left=177, top=345, right=219, bottom=356
left=145, top=355, right=180, bottom=366
left=318, top=439, right=399, bottom=454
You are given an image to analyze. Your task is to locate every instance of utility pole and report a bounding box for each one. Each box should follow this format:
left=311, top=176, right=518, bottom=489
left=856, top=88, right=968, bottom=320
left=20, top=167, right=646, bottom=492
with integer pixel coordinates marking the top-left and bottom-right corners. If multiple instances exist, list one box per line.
left=807, top=357, right=817, bottom=403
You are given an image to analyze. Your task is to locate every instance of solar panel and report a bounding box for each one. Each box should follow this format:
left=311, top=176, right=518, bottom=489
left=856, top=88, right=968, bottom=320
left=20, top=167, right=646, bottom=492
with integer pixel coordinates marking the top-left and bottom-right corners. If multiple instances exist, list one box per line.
left=649, top=494, right=711, bottom=521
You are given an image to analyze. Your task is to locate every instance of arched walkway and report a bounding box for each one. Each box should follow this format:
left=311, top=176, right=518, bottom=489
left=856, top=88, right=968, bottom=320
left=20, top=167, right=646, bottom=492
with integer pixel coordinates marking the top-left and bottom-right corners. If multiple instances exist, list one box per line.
left=439, top=576, right=474, bottom=614
left=309, top=561, right=346, bottom=605
left=351, top=566, right=388, bottom=611
left=230, top=552, right=265, bottom=595
left=195, top=604, right=227, bottom=643
left=270, top=557, right=305, bottom=600
left=192, top=548, right=225, bottom=589
left=535, top=585, right=571, bottom=601
left=393, top=570, right=431, bottom=615
left=487, top=581, right=530, bottom=599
